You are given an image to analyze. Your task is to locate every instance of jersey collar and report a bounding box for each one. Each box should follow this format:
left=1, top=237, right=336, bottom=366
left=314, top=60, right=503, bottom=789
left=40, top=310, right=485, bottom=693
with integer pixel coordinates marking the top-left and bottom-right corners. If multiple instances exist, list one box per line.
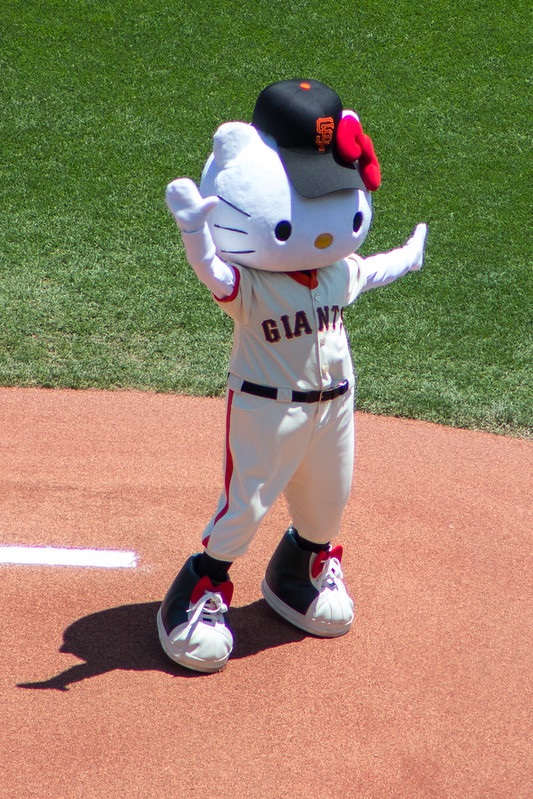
left=285, top=269, right=319, bottom=289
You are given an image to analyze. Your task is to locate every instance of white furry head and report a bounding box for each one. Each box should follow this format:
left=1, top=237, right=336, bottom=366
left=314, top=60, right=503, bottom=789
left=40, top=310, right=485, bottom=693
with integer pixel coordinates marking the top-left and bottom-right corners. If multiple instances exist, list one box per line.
left=199, top=121, right=372, bottom=272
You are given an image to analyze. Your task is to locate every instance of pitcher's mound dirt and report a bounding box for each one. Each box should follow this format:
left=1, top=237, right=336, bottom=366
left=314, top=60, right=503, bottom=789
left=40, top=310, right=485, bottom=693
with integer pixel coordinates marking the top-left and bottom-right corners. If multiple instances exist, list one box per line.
left=1, top=388, right=531, bottom=799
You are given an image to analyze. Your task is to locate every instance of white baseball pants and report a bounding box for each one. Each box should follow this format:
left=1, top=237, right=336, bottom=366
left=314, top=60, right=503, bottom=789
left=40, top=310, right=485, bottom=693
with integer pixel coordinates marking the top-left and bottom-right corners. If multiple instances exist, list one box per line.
left=202, top=386, right=355, bottom=561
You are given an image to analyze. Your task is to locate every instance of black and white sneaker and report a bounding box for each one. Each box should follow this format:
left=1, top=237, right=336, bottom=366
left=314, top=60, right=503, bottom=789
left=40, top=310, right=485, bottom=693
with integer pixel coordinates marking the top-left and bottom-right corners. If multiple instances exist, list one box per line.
left=261, top=528, right=354, bottom=637
left=157, top=555, right=234, bottom=673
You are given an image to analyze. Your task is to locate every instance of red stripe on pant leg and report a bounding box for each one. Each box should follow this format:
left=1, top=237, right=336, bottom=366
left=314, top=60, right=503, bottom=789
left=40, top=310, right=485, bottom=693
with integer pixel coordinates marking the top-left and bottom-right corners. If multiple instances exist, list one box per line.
left=209, top=389, right=235, bottom=536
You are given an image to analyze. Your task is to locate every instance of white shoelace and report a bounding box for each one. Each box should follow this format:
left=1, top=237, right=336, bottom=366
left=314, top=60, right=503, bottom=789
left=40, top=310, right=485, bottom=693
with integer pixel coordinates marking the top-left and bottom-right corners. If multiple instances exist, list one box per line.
left=319, top=557, right=344, bottom=591
left=169, top=591, right=228, bottom=644
left=192, top=591, right=228, bottom=624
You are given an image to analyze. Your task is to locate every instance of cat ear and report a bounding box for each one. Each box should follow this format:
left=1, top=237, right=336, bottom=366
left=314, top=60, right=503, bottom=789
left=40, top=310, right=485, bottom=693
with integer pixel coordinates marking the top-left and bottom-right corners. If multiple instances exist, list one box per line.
left=212, top=122, right=260, bottom=168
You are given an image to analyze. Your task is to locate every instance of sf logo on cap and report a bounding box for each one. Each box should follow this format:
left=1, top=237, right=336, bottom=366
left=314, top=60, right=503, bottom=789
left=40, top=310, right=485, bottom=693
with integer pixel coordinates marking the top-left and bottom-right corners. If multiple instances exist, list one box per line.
left=315, top=117, right=335, bottom=152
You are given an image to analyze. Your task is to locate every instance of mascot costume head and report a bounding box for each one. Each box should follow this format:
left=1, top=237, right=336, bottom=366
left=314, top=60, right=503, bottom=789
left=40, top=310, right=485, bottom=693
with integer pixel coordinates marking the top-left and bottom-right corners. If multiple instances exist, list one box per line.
left=199, top=78, right=380, bottom=272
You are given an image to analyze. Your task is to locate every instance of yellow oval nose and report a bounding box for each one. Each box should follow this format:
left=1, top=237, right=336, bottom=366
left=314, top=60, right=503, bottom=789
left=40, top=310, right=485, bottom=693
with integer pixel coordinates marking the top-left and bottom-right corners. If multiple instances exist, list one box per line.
left=314, top=233, right=333, bottom=249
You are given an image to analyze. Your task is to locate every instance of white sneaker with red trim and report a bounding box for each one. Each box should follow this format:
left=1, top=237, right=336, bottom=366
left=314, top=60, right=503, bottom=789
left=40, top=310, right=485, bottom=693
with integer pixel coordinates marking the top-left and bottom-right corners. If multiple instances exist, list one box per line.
left=261, top=528, right=354, bottom=637
left=157, top=556, right=234, bottom=673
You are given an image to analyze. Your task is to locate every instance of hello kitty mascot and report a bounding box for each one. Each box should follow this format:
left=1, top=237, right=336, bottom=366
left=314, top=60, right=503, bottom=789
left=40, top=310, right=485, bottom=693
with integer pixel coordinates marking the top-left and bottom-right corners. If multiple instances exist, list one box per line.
left=158, top=79, right=427, bottom=672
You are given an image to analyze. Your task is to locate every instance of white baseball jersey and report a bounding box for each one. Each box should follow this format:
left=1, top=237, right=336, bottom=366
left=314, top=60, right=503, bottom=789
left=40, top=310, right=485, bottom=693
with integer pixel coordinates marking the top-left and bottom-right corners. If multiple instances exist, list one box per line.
left=218, top=255, right=367, bottom=393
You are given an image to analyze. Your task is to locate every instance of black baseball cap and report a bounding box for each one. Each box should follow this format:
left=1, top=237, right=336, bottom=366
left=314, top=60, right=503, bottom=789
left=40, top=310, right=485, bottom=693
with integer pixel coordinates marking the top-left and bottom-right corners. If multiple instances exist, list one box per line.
left=251, top=79, right=366, bottom=198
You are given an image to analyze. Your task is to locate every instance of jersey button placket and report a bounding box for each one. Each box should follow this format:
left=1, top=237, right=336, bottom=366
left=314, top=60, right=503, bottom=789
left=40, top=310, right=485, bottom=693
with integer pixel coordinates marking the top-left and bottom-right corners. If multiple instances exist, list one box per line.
left=312, top=288, right=329, bottom=387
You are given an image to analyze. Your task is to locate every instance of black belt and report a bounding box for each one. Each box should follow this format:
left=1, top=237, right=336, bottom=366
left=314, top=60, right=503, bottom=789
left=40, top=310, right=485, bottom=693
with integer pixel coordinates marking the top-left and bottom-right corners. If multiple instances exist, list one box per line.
left=240, top=379, right=350, bottom=403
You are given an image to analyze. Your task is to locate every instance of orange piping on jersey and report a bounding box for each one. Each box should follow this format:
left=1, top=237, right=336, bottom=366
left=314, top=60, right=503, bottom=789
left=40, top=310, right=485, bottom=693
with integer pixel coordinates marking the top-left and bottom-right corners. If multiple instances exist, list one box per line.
left=214, top=265, right=241, bottom=302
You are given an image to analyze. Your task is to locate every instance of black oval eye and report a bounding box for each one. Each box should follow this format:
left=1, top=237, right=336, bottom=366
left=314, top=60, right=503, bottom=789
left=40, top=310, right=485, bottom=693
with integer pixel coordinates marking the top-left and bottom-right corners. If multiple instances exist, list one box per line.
left=275, top=220, right=292, bottom=241
left=353, top=212, right=363, bottom=233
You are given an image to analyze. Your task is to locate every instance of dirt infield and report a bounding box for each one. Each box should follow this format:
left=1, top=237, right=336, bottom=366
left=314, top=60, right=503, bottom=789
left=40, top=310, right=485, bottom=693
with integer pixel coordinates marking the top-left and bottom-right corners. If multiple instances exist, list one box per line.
left=1, top=387, right=531, bottom=798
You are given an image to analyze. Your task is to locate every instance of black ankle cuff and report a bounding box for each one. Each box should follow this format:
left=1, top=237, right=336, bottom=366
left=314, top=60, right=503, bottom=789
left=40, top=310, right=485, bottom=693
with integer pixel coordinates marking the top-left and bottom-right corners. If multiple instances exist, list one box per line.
left=292, top=528, right=330, bottom=554
left=195, top=552, right=232, bottom=584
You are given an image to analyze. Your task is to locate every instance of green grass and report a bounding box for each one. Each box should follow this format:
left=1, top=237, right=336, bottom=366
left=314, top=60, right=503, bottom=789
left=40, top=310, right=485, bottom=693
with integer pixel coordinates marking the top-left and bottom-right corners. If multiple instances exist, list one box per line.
left=1, top=0, right=531, bottom=436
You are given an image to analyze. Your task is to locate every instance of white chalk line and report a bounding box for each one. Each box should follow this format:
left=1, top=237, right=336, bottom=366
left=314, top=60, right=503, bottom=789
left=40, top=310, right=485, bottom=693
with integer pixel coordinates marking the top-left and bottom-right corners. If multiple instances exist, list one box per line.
left=0, top=545, right=138, bottom=568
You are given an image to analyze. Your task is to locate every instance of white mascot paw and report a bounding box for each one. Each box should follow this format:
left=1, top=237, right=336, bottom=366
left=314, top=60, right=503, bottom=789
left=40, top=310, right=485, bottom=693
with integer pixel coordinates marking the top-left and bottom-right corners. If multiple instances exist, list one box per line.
left=406, top=223, right=428, bottom=271
left=165, top=178, right=219, bottom=233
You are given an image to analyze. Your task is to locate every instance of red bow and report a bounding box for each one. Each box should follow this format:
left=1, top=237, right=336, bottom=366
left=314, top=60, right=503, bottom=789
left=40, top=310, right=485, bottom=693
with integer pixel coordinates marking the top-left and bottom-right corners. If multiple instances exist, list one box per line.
left=311, top=545, right=344, bottom=578
left=336, top=114, right=381, bottom=192
left=191, top=575, right=234, bottom=606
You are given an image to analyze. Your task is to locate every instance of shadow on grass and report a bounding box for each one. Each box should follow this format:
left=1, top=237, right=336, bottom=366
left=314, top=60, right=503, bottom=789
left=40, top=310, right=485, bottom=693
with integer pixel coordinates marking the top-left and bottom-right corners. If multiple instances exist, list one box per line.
left=17, top=600, right=306, bottom=690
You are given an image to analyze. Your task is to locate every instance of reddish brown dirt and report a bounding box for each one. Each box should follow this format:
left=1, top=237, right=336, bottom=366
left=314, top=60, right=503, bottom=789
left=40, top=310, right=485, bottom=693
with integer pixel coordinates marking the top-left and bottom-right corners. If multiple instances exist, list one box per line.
left=1, top=388, right=531, bottom=799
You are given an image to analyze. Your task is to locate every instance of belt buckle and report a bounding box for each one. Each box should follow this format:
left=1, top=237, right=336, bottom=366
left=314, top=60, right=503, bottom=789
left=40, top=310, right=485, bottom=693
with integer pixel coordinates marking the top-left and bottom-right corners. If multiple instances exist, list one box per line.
left=319, top=387, right=333, bottom=402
